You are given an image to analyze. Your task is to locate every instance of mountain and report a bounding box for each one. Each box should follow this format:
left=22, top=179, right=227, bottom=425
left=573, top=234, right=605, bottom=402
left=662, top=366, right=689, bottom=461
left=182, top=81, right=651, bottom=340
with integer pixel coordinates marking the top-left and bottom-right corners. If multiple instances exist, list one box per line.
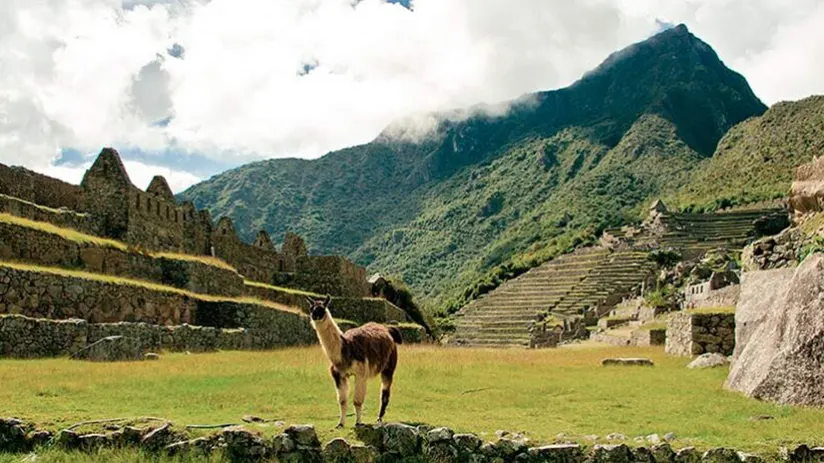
left=666, top=95, right=824, bottom=211
left=181, top=24, right=767, bottom=313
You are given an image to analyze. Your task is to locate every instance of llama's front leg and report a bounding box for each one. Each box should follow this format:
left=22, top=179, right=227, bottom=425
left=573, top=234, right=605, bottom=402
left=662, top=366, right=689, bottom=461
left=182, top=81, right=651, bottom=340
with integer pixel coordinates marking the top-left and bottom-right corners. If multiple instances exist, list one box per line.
left=353, top=376, right=367, bottom=427
left=332, top=368, right=349, bottom=428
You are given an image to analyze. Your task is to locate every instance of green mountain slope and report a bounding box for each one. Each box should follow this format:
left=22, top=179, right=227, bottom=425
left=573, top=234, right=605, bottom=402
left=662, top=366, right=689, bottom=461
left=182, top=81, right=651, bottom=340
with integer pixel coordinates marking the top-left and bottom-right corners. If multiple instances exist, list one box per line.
left=181, top=25, right=767, bottom=312
left=666, top=95, right=824, bottom=210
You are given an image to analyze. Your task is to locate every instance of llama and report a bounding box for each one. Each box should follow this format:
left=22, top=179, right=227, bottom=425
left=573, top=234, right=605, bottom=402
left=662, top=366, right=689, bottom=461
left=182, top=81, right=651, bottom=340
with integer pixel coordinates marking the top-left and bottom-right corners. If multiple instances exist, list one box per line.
left=307, top=295, right=402, bottom=428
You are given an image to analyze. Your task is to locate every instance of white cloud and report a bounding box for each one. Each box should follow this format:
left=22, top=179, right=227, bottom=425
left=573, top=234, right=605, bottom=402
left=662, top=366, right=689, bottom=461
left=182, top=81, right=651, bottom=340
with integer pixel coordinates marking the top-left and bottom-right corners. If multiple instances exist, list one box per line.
left=1, top=0, right=824, bottom=185
left=43, top=158, right=201, bottom=193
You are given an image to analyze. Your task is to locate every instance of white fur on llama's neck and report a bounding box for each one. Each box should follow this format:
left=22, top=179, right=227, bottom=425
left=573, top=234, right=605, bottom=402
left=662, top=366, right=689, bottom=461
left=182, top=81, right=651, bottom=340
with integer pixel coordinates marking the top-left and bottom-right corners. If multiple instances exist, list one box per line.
left=312, top=312, right=344, bottom=365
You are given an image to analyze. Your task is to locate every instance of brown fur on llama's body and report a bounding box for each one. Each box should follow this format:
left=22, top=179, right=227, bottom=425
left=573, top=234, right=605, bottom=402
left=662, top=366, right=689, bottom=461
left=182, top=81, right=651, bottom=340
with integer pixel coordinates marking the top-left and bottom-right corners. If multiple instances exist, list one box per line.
left=308, top=295, right=402, bottom=428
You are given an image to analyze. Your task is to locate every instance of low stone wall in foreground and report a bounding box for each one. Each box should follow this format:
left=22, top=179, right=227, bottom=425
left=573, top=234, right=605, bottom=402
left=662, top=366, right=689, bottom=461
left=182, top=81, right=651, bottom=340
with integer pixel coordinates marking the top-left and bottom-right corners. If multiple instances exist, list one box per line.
left=1, top=418, right=820, bottom=462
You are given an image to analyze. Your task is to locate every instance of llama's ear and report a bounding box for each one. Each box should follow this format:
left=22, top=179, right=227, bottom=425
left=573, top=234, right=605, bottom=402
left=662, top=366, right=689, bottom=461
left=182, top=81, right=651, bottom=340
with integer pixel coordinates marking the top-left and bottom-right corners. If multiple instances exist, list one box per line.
left=324, top=294, right=332, bottom=307
left=304, top=296, right=315, bottom=307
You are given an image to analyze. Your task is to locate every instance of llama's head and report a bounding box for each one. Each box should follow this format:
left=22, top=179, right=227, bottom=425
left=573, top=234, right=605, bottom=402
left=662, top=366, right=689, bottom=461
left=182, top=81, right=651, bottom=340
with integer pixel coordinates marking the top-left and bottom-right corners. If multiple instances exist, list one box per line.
left=306, top=294, right=332, bottom=322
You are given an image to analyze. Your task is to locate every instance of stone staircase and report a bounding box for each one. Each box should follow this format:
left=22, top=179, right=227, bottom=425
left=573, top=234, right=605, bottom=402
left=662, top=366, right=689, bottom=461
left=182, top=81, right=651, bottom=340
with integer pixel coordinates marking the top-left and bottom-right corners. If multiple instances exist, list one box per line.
left=450, top=249, right=656, bottom=348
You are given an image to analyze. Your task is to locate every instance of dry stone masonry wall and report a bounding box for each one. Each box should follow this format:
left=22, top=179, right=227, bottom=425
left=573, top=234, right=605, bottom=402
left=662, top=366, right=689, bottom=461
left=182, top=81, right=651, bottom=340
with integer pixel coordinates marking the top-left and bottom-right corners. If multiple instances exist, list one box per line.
left=666, top=311, right=735, bottom=357
left=1, top=418, right=819, bottom=462
left=0, top=314, right=255, bottom=359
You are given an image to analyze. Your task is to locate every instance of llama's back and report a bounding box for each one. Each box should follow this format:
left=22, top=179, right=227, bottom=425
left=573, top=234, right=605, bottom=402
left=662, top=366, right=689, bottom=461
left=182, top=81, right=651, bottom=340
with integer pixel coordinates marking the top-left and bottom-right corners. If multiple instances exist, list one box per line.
left=342, top=323, right=398, bottom=375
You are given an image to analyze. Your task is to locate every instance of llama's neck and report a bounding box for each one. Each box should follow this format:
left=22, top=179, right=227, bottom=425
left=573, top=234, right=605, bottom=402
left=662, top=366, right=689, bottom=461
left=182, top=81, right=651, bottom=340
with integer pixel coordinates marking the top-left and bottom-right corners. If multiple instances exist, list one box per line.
left=314, top=315, right=344, bottom=365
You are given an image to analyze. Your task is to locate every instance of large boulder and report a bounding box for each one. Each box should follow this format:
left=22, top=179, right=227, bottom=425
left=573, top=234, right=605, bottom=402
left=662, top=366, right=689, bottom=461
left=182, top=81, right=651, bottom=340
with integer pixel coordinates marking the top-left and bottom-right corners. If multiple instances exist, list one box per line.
left=733, top=268, right=794, bottom=360
left=726, top=254, right=824, bottom=405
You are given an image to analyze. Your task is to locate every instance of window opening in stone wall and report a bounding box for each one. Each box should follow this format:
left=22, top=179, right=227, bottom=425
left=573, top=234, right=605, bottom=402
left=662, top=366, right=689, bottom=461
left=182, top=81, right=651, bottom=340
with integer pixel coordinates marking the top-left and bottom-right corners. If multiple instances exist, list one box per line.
left=166, top=206, right=170, bottom=220
left=156, top=203, right=161, bottom=216
left=147, top=197, right=151, bottom=212
left=135, top=195, right=140, bottom=209
left=175, top=210, right=178, bottom=223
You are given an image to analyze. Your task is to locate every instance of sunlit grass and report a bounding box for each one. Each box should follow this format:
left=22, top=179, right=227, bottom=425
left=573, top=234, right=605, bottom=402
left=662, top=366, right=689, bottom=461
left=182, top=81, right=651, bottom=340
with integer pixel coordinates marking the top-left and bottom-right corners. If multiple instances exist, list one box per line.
left=0, top=212, right=127, bottom=251
left=688, top=306, right=736, bottom=315
left=154, top=252, right=238, bottom=273
left=1, top=345, right=823, bottom=455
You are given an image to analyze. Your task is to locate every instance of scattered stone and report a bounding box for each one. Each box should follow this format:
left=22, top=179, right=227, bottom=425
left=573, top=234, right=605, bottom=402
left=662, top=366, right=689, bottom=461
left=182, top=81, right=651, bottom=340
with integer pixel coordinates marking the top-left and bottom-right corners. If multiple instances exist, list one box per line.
left=241, top=415, right=265, bottom=423
left=164, top=437, right=214, bottom=457
left=665, top=432, right=678, bottom=441
left=652, top=443, right=676, bottom=463
left=495, top=437, right=527, bottom=457
left=495, top=430, right=510, bottom=439
left=528, top=444, right=583, bottom=462
left=647, top=434, right=662, bottom=445
left=353, top=424, right=383, bottom=450
left=271, top=434, right=297, bottom=454
left=140, top=423, right=176, bottom=451
left=350, top=444, right=378, bottom=463
left=381, top=423, right=420, bottom=457
left=53, top=430, right=80, bottom=450
left=78, top=433, right=112, bottom=451
left=736, top=451, right=763, bottom=463
left=635, top=446, right=656, bottom=463
left=323, top=437, right=351, bottom=460
left=222, top=427, right=268, bottom=460
left=454, top=433, right=483, bottom=453
left=601, top=358, right=655, bottom=366
left=591, top=444, right=634, bottom=463
left=675, top=447, right=700, bottom=463
left=606, top=433, right=628, bottom=441
left=688, top=353, right=729, bottom=369
left=144, top=353, right=160, bottom=361
left=426, top=427, right=454, bottom=443
left=284, top=424, right=320, bottom=448
left=27, top=430, right=53, bottom=448
left=0, top=418, right=28, bottom=452
left=702, top=447, right=740, bottom=463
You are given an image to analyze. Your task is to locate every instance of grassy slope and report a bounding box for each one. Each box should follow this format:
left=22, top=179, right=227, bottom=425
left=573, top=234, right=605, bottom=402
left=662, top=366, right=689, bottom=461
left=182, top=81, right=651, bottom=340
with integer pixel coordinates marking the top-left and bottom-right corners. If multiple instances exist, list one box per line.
left=182, top=26, right=766, bottom=314
left=1, top=345, right=822, bottom=456
left=665, top=95, right=824, bottom=210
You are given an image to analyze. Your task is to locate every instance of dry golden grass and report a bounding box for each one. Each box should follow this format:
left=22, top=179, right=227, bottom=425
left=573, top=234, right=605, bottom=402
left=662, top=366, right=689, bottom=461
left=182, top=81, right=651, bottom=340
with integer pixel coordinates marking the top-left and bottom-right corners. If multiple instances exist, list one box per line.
left=244, top=280, right=319, bottom=296
left=1, top=344, right=823, bottom=456
left=688, top=306, right=736, bottom=315
left=0, top=213, right=127, bottom=251
left=0, top=260, right=302, bottom=316
left=153, top=252, right=238, bottom=273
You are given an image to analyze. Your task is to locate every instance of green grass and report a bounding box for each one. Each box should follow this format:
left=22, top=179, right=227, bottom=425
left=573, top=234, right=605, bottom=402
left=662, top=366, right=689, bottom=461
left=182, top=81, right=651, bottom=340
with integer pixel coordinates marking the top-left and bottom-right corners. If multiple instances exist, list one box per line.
left=1, top=345, right=823, bottom=457
left=637, top=322, right=667, bottom=331
left=0, top=260, right=303, bottom=315
left=688, top=306, right=736, bottom=315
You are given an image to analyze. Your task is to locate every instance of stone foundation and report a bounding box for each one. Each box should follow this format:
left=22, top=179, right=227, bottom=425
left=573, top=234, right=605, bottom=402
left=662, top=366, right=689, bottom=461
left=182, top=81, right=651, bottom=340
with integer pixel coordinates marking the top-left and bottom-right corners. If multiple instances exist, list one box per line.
left=666, top=311, right=735, bottom=357
left=631, top=328, right=666, bottom=347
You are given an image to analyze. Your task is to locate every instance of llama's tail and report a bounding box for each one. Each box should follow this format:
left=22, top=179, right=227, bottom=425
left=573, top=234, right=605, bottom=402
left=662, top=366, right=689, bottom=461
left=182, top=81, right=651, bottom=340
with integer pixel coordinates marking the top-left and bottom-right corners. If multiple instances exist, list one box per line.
left=388, top=326, right=403, bottom=344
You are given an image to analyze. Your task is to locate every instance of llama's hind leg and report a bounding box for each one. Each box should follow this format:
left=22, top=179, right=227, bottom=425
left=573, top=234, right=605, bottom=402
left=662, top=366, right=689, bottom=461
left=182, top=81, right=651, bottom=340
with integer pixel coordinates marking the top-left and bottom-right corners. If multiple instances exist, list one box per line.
left=377, top=350, right=397, bottom=423
left=332, top=368, right=349, bottom=428
left=353, top=376, right=368, bottom=426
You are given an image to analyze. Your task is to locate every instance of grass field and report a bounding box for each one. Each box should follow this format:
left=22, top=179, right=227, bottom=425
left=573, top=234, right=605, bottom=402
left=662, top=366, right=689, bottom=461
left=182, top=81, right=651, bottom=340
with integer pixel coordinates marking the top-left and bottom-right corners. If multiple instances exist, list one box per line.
left=2, top=344, right=823, bottom=460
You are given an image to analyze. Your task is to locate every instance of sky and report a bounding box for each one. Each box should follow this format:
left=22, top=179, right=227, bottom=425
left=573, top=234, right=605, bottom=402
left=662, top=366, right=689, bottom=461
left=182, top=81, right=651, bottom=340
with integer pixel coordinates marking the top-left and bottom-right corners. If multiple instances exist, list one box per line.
left=2, top=0, right=824, bottom=193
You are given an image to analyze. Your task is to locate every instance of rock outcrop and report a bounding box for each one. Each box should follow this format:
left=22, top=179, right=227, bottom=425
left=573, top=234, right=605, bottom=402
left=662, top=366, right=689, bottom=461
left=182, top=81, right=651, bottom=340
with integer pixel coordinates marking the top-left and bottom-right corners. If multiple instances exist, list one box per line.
left=726, top=254, right=824, bottom=405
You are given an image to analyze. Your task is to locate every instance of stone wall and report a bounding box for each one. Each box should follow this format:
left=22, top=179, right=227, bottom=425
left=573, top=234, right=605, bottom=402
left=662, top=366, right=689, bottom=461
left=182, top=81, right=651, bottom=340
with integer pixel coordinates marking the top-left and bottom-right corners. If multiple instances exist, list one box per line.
left=127, top=188, right=186, bottom=252
left=294, top=256, right=370, bottom=298
left=630, top=328, right=666, bottom=347
left=666, top=311, right=735, bottom=357
left=0, top=418, right=799, bottom=463
left=685, top=285, right=740, bottom=310
left=0, top=163, right=84, bottom=211
left=0, top=265, right=315, bottom=349
left=243, top=282, right=409, bottom=324
left=0, top=314, right=270, bottom=358
left=0, top=194, right=99, bottom=235
left=0, top=220, right=244, bottom=297
left=212, top=217, right=290, bottom=284
left=789, top=156, right=824, bottom=214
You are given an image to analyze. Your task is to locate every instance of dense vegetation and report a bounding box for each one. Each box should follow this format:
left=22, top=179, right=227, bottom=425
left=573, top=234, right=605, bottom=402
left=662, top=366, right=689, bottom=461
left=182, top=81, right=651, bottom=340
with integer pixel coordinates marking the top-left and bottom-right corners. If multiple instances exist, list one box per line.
left=182, top=25, right=785, bottom=315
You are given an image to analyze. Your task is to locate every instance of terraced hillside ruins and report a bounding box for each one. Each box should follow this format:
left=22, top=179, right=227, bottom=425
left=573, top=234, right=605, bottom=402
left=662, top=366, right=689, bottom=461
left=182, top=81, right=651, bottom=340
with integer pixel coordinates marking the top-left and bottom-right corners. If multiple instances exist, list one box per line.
left=0, top=148, right=424, bottom=360
left=451, top=200, right=788, bottom=348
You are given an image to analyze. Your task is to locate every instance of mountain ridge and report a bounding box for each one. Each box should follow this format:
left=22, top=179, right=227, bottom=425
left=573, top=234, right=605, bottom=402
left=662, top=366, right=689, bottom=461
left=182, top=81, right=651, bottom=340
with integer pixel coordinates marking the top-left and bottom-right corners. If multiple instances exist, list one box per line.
left=181, top=24, right=769, bottom=312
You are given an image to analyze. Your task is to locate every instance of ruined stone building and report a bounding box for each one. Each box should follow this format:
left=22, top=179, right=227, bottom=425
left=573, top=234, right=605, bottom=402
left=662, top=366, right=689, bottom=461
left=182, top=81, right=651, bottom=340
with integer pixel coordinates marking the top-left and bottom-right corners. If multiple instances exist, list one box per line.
left=0, top=148, right=369, bottom=298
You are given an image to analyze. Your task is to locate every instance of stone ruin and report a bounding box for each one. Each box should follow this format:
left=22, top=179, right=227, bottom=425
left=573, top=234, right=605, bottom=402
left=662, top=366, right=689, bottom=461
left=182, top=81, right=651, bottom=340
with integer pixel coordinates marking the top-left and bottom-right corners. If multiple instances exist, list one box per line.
left=0, top=148, right=369, bottom=298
